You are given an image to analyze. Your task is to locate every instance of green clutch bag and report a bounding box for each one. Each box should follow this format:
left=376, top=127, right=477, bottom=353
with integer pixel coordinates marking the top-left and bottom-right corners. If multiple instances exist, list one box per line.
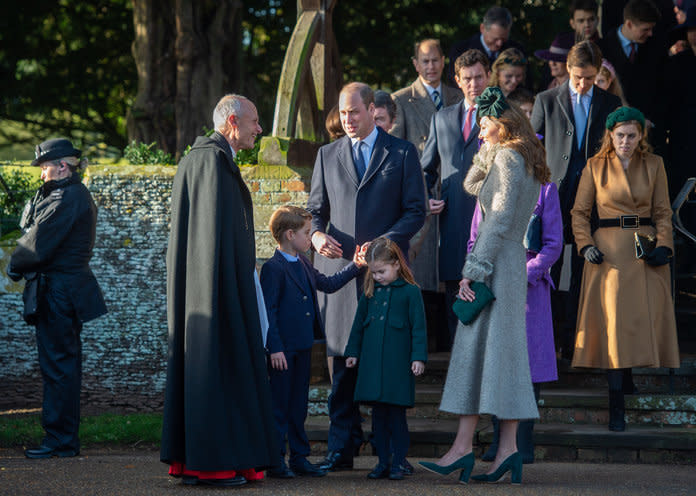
left=452, top=281, right=496, bottom=325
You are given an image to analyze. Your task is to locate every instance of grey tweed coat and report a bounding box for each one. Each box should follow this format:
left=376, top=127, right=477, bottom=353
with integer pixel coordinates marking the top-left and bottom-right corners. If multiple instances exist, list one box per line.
left=440, top=143, right=540, bottom=419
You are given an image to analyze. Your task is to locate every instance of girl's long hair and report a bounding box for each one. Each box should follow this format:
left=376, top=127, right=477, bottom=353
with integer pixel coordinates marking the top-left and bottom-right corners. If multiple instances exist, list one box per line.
left=363, top=237, right=417, bottom=298
left=491, top=104, right=551, bottom=184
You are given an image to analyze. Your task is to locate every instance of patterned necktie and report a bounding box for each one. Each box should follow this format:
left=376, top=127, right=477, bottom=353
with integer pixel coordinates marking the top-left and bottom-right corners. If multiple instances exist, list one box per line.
left=629, top=42, right=636, bottom=63
left=354, top=141, right=367, bottom=180
left=432, top=90, right=443, bottom=111
left=575, top=93, right=587, bottom=149
left=463, top=106, right=475, bottom=142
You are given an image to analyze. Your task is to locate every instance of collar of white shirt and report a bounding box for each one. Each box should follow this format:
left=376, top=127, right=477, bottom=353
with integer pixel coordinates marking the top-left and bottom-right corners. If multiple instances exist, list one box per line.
left=479, top=34, right=494, bottom=58
left=422, top=81, right=443, bottom=99
left=278, top=249, right=299, bottom=262
left=350, top=125, right=379, bottom=150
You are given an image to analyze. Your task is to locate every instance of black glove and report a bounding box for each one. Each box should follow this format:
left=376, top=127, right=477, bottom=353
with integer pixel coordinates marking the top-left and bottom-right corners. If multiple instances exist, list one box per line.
left=582, top=245, right=604, bottom=264
left=6, top=265, right=22, bottom=282
left=645, top=246, right=672, bottom=266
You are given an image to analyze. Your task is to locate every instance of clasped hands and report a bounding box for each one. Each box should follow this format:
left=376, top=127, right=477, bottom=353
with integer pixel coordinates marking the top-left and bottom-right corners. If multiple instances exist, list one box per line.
left=582, top=245, right=672, bottom=266
left=311, top=231, right=369, bottom=267
left=346, top=356, right=425, bottom=376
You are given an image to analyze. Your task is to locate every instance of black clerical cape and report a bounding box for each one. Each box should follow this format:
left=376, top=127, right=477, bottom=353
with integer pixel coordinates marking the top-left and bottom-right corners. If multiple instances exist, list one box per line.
left=160, top=132, right=277, bottom=471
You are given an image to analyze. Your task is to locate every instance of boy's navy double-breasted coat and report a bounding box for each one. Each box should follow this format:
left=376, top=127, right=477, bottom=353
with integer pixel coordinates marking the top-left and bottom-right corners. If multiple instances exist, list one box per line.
left=344, top=279, right=427, bottom=407
left=260, top=249, right=360, bottom=354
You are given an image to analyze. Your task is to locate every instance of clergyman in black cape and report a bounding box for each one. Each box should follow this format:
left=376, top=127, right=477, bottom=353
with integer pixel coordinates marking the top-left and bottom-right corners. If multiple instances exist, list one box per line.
left=160, top=94, right=277, bottom=487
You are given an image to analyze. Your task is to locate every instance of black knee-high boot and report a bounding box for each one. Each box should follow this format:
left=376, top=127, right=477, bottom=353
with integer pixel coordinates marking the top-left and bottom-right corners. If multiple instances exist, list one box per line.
left=607, top=370, right=626, bottom=432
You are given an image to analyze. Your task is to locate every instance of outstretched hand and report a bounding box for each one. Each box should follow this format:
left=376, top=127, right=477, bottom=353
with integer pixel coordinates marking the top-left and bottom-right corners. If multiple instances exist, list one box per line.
left=352, top=243, right=369, bottom=267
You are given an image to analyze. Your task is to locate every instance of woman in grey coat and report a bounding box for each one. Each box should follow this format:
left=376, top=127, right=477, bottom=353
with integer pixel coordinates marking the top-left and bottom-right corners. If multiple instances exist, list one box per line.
left=419, top=88, right=550, bottom=484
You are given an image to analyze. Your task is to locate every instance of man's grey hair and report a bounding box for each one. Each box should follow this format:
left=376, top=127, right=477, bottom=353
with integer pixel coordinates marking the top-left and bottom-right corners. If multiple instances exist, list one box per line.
left=213, top=94, right=247, bottom=131
left=483, top=6, right=513, bottom=29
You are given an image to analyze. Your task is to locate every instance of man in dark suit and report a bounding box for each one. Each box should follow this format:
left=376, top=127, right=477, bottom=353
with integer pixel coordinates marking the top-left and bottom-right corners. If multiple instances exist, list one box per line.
left=308, top=82, right=426, bottom=471
left=421, top=49, right=490, bottom=348
left=531, top=41, right=622, bottom=361
left=599, top=0, right=666, bottom=150
left=446, top=6, right=525, bottom=86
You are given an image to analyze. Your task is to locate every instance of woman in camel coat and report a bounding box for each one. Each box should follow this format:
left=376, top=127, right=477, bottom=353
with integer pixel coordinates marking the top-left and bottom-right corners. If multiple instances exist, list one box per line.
left=571, top=107, right=680, bottom=432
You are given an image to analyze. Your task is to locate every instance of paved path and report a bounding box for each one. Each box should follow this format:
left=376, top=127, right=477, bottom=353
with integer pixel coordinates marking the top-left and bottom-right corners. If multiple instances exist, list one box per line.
left=0, top=448, right=693, bottom=495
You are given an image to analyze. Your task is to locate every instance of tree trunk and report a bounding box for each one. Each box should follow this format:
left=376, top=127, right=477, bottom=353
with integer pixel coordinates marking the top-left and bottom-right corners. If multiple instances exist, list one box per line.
left=127, top=0, right=243, bottom=157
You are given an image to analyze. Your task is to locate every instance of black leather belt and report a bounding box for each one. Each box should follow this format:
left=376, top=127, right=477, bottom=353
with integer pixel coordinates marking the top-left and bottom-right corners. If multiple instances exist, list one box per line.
left=597, top=215, right=653, bottom=229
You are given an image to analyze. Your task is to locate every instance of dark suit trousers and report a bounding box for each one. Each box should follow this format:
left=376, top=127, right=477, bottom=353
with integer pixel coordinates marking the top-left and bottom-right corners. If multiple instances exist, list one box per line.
left=268, top=348, right=312, bottom=463
left=371, top=403, right=409, bottom=467
left=36, top=277, right=83, bottom=451
left=550, top=248, right=584, bottom=360
left=328, top=357, right=363, bottom=457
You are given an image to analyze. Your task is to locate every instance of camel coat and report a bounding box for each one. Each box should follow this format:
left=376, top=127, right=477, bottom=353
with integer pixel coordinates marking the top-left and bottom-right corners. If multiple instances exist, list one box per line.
left=571, top=152, right=680, bottom=369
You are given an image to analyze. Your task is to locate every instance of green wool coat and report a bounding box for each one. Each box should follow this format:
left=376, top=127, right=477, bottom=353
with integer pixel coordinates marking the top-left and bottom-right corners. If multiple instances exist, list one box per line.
left=344, top=279, right=427, bottom=407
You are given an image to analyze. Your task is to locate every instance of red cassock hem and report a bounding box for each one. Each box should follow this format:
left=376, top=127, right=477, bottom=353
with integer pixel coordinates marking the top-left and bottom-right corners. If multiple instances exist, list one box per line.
left=168, top=461, right=265, bottom=481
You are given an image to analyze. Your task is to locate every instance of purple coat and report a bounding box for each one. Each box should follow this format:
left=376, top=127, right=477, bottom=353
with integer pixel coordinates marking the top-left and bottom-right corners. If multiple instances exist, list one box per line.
left=468, top=182, right=563, bottom=383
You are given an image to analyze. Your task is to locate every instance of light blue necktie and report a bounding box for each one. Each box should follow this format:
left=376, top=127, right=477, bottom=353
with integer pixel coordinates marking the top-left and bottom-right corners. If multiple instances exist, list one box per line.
left=574, top=93, right=587, bottom=149
left=432, top=90, right=443, bottom=111
left=354, top=141, right=367, bottom=180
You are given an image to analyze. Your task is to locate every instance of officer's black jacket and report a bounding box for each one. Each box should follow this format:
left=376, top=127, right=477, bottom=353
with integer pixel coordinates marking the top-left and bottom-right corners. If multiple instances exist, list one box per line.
left=10, top=173, right=107, bottom=323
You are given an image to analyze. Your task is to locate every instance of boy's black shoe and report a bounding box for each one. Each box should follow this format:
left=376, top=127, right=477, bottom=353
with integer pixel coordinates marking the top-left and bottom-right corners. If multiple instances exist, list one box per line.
left=319, top=451, right=354, bottom=471
left=367, top=463, right=390, bottom=479
left=389, top=467, right=405, bottom=480
left=268, top=459, right=296, bottom=479
left=289, top=458, right=327, bottom=477
left=400, top=459, right=414, bottom=475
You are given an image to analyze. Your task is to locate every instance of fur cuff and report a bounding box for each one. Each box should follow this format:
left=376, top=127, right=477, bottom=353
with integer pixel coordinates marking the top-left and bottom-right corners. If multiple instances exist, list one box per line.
left=462, top=253, right=493, bottom=281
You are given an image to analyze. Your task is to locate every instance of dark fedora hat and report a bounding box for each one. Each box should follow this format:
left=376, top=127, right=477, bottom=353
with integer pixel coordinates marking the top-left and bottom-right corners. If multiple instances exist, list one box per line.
left=31, top=138, right=82, bottom=166
left=534, top=32, right=575, bottom=62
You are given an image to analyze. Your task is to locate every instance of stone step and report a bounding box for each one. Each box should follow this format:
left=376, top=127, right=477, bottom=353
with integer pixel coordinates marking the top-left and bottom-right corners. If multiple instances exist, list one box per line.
left=308, top=384, right=696, bottom=426
left=305, top=415, right=696, bottom=464
left=412, top=353, right=696, bottom=392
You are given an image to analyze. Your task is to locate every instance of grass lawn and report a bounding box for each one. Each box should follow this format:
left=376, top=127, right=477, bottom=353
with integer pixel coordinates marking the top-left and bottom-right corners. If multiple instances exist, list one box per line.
left=0, top=413, right=163, bottom=449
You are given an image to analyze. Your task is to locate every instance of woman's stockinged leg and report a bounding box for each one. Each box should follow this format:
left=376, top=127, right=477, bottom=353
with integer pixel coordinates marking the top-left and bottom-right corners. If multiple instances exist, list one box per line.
left=434, top=414, right=478, bottom=466
left=488, top=419, right=519, bottom=473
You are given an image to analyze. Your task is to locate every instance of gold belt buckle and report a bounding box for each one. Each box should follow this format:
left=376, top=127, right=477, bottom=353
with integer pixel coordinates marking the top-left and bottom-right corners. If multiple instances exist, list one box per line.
left=620, top=215, right=639, bottom=229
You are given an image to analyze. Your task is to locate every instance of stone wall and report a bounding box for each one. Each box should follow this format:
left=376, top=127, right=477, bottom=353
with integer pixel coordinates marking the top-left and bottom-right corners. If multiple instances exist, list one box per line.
left=0, top=163, right=313, bottom=413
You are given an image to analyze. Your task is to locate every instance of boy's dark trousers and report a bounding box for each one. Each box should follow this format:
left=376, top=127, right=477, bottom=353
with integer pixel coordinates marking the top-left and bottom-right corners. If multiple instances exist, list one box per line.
left=268, top=348, right=312, bottom=464
left=327, top=357, right=364, bottom=460
left=371, top=403, right=408, bottom=468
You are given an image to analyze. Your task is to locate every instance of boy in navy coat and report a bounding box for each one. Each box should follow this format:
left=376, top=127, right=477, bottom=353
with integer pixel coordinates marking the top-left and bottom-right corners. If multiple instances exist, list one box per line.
left=261, top=206, right=365, bottom=478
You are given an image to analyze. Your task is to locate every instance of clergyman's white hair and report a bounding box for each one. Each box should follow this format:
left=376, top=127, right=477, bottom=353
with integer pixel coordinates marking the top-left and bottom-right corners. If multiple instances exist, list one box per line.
left=213, top=94, right=247, bottom=131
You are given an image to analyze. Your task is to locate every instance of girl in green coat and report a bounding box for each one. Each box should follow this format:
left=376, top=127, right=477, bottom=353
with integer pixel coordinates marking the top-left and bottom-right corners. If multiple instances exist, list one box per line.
left=345, top=237, right=427, bottom=480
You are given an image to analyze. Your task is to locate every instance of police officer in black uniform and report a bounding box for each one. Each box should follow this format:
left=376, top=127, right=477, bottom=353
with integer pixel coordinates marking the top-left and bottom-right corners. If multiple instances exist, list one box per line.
left=7, top=138, right=107, bottom=459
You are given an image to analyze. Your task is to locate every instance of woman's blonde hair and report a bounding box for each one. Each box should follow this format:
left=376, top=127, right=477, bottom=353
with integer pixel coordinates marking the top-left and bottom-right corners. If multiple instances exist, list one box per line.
left=598, top=65, right=626, bottom=104
left=362, top=237, right=417, bottom=298
left=486, top=104, right=551, bottom=184
left=595, top=120, right=651, bottom=158
left=489, top=48, right=527, bottom=88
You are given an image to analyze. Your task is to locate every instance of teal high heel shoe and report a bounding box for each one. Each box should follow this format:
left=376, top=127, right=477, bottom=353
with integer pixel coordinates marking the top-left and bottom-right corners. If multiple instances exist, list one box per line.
left=471, top=452, right=522, bottom=484
left=418, top=453, right=475, bottom=477
left=457, top=455, right=476, bottom=484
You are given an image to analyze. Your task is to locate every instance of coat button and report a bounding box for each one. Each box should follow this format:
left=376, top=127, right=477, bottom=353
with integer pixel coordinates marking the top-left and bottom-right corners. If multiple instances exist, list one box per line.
left=383, top=302, right=387, bottom=306
left=562, top=154, right=569, bottom=160
left=566, top=130, right=572, bottom=136
left=303, top=295, right=308, bottom=300
left=386, top=288, right=391, bottom=292
left=380, top=316, right=384, bottom=320
left=377, top=288, right=382, bottom=292
left=305, top=312, right=311, bottom=316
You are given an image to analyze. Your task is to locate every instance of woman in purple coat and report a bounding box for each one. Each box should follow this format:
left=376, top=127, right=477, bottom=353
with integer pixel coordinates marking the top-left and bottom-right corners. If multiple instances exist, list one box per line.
left=467, top=181, right=562, bottom=464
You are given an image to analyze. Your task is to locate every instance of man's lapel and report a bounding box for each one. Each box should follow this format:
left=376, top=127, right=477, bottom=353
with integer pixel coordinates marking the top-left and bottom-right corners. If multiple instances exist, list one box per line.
left=554, top=82, right=575, bottom=132
left=337, top=136, right=360, bottom=188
